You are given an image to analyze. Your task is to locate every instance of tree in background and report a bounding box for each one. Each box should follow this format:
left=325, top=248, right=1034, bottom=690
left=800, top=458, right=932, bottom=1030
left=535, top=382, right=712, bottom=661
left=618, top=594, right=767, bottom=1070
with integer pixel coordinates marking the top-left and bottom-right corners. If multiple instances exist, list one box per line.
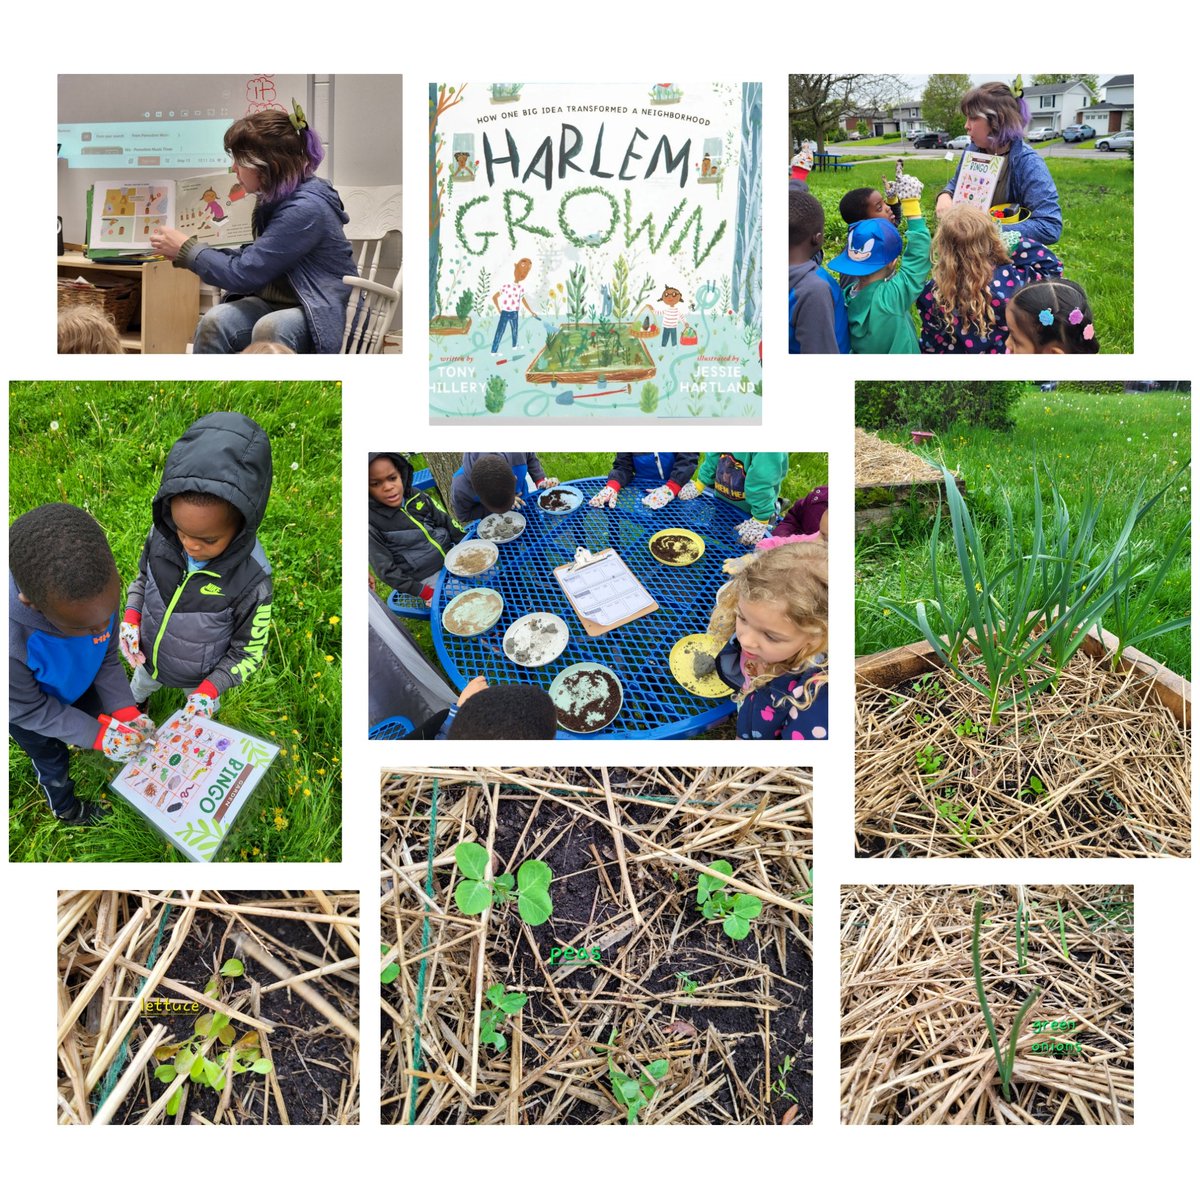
left=921, top=74, right=972, bottom=137
left=788, top=74, right=907, bottom=152
left=1032, top=73, right=1099, bottom=96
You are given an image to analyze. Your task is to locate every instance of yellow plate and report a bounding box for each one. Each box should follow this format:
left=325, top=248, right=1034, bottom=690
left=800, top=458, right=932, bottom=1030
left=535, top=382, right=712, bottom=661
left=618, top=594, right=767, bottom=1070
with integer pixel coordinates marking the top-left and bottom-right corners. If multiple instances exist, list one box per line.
left=670, top=633, right=733, bottom=698
left=649, top=528, right=705, bottom=566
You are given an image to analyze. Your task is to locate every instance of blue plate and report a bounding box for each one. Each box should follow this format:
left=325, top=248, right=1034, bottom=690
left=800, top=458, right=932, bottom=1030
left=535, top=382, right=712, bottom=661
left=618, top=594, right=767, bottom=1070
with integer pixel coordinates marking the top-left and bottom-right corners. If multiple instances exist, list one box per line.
left=536, top=485, right=584, bottom=516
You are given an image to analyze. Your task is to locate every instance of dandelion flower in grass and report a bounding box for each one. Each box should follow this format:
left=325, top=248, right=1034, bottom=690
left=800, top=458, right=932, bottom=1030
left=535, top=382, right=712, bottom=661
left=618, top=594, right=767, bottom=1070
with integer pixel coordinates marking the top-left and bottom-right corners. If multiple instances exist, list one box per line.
left=329, top=615, right=340, bottom=626
left=303, top=787, right=312, bottom=797
left=974, top=582, right=983, bottom=593
left=290, top=462, right=299, bottom=471
left=274, top=814, right=289, bottom=831
left=50, top=420, right=60, bottom=432
left=324, top=654, right=333, bottom=663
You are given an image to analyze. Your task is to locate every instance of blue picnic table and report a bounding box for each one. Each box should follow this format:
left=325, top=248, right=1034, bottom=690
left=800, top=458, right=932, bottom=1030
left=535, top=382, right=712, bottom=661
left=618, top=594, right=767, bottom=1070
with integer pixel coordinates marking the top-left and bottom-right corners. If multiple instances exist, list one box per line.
left=430, top=477, right=746, bottom=738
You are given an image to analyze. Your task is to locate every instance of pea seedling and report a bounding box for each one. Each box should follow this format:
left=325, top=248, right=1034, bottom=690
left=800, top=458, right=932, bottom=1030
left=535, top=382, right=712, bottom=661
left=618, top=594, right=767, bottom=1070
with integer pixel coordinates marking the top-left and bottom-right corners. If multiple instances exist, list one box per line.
left=381, top=943, right=398, bottom=985
left=697, top=860, right=763, bottom=941
left=675, top=972, right=699, bottom=995
left=154, top=958, right=273, bottom=1117
left=479, top=983, right=528, bottom=1053
left=915, top=746, right=944, bottom=775
left=452, top=841, right=554, bottom=926
left=604, top=1034, right=669, bottom=1125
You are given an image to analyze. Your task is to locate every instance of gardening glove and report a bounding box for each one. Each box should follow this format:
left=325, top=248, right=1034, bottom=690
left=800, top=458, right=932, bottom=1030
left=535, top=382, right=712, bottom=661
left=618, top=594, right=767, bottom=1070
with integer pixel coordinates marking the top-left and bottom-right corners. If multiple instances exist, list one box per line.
left=94, top=710, right=153, bottom=762
left=118, top=612, right=145, bottom=667
left=894, top=164, right=924, bottom=219
left=183, top=681, right=220, bottom=723
left=128, top=714, right=158, bottom=741
left=536, top=477, right=560, bottom=489
left=642, top=484, right=675, bottom=510
left=589, top=484, right=620, bottom=508
left=677, top=480, right=703, bottom=502
left=735, top=517, right=771, bottom=546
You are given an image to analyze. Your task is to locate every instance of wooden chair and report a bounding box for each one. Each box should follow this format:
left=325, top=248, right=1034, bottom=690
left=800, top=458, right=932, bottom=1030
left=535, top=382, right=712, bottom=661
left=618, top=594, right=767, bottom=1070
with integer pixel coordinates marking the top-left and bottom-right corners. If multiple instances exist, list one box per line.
left=339, top=184, right=402, bottom=354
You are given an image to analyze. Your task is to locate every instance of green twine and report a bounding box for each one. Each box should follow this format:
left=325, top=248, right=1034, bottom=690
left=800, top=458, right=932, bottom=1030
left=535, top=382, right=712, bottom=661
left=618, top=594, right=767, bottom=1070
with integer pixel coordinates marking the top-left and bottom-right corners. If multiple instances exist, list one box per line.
left=408, top=777, right=439, bottom=1124
left=93, top=899, right=174, bottom=1109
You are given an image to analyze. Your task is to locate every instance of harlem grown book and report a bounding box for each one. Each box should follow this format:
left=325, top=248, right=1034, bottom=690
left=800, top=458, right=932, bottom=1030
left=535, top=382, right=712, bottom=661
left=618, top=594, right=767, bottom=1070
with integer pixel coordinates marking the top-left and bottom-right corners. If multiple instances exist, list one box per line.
left=429, top=81, right=762, bottom=422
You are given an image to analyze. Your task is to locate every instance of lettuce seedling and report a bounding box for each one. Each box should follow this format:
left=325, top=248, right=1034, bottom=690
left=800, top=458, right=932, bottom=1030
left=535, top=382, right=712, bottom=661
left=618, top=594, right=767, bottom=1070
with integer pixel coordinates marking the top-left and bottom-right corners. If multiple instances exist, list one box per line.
left=697, top=860, right=762, bottom=941
left=452, top=841, right=554, bottom=926
left=478, top=983, right=528, bottom=1053
left=381, top=943, right=399, bottom=985
left=604, top=1034, right=668, bottom=1124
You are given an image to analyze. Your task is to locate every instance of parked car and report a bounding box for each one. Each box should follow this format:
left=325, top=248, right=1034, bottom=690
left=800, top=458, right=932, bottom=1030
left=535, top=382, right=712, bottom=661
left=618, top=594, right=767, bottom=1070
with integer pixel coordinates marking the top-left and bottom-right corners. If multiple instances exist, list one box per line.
left=946, top=134, right=971, bottom=150
left=1062, top=124, right=1096, bottom=142
left=1096, top=130, right=1134, bottom=152
left=911, top=130, right=949, bottom=149
left=1027, top=127, right=1058, bottom=142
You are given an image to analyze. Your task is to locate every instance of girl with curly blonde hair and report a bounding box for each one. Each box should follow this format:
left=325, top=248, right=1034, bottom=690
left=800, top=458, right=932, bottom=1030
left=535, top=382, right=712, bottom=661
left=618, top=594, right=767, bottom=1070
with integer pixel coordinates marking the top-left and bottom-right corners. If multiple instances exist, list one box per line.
left=706, top=541, right=828, bottom=740
left=918, top=204, right=1062, bottom=353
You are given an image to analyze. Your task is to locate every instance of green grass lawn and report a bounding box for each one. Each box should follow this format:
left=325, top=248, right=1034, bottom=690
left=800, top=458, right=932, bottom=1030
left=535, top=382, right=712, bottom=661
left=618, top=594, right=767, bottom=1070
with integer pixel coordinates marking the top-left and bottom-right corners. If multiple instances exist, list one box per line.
left=8, top=380, right=342, bottom=863
left=803, top=156, right=1134, bottom=353
left=855, top=387, right=1191, bottom=677
left=378, top=451, right=828, bottom=738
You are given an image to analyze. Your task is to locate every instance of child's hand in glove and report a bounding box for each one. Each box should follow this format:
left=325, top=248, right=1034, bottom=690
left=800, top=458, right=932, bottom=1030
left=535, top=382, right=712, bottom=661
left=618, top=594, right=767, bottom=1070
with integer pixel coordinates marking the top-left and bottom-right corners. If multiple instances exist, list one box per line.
left=642, top=485, right=674, bottom=509
left=537, top=477, right=560, bottom=488
left=94, top=712, right=153, bottom=762
left=677, top=480, right=703, bottom=501
left=589, top=484, right=619, bottom=508
left=118, top=618, right=145, bottom=667
left=894, top=165, right=924, bottom=218
left=736, top=517, right=771, bottom=545
left=183, top=685, right=220, bottom=723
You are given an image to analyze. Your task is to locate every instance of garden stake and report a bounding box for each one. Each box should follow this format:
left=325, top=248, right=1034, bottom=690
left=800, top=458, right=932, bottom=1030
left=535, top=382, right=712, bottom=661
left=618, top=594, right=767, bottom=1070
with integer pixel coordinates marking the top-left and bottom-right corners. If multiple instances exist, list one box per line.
left=1057, top=900, right=1070, bottom=960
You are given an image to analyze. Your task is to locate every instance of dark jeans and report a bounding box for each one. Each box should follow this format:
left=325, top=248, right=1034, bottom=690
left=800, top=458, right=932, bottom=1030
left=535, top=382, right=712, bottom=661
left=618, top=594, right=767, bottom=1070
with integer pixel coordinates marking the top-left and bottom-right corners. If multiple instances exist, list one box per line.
left=660, top=326, right=678, bottom=347
left=9, top=686, right=102, bottom=816
left=491, top=308, right=520, bottom=352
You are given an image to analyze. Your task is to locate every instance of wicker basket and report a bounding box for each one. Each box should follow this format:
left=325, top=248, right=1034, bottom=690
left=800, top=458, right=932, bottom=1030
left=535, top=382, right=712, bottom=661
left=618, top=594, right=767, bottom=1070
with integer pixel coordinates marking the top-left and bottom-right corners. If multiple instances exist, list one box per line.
left=57, top=277, right=140, bottom=332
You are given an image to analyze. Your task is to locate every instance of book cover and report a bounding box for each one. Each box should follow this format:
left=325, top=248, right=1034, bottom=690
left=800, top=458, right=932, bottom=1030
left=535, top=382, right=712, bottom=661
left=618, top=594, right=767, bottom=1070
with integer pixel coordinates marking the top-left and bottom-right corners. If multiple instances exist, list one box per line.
left=88, top=171, right=255, bottom=254
left=429, top=81, right=762, bottom=422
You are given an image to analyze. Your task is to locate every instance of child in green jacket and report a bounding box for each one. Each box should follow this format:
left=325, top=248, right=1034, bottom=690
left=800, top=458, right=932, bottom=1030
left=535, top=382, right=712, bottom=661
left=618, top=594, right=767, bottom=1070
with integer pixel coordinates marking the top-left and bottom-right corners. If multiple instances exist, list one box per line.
left=829, top=171, right=930, bottom=354
left=677, top=452, right=789, bottom=545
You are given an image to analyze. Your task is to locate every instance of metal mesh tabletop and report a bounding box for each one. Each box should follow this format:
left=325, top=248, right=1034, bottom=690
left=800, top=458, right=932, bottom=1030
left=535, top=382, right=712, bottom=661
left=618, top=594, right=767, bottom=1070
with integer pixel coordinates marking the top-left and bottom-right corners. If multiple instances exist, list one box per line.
left=431, top=477, right=744, bottom=738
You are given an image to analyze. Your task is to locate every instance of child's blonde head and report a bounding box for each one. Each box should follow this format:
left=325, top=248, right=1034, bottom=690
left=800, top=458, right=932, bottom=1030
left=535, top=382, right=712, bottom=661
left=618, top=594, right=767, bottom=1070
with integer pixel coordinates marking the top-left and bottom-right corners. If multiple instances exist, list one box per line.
left=708, top=541, right=828, bottom=695
left=58, top=306, right=124, bottom=354
left=931, top=205, right=1010, bottom=346
left=240, top=341, right=296, bottom=354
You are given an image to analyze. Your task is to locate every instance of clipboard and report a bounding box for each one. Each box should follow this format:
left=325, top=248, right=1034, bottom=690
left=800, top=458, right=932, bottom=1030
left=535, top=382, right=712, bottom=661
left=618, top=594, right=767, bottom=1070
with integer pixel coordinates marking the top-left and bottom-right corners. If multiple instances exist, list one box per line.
left=553, top=548, right=659, bottom=636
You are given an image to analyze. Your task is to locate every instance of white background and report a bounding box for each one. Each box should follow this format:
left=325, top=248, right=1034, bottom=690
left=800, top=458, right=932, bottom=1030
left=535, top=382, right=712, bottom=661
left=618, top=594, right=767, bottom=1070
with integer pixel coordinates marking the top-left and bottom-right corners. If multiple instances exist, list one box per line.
left=3, top=6, right=1194, bottom=1195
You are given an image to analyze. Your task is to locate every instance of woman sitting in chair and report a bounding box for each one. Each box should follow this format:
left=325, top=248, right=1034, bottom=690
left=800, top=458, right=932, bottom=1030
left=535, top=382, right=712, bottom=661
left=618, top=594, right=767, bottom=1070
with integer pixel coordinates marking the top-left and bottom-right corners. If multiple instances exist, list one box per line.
left=149, top=105, right=358, bottom=354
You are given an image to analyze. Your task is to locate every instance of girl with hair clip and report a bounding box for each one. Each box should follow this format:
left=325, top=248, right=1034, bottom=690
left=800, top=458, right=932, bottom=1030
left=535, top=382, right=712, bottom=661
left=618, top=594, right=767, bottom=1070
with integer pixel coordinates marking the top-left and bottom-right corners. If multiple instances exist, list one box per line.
left=917, top=205, right=1062, bottom=353
left=149, top=102, right=358, bottom=353
left=935, top=79, right=1063, bottom=246
left=705, top=541, right=828, bottom=740
left=1006, top=278, right=1099, bottom=354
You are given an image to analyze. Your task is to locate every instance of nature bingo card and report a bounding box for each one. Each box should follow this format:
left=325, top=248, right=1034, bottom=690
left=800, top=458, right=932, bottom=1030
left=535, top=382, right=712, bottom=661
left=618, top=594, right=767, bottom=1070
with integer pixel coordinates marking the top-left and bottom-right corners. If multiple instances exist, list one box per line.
left=951, top=151, right=1003, bottom=212
left=554, top=550, right=657, bottom=634
left=110, top=711, right=279, bottom=862
left=428, top=81, right=763, bottom=422
left=88, top=171, right=255, bottom=251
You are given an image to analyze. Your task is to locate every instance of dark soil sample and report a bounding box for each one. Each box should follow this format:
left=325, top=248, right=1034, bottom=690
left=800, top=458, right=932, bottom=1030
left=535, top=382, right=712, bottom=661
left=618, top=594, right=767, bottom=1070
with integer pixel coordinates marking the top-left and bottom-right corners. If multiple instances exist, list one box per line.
left=650, top=533, right=700, bottom=564
left=555, top=668, right=621, bottom=732
left=538, top=488, right=575, bottom=512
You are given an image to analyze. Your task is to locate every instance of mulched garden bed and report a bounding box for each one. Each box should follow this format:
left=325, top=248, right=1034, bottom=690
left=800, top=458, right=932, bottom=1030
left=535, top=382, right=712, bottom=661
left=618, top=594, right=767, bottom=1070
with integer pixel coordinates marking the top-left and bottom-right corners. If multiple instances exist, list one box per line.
left=383, top=767, right=812, bottom=1125
left=57, top=890, right=360, bottom=1124
left=855, top=652, right=1190, bottom=857
left=842, top=884, right=1133, bottom=1125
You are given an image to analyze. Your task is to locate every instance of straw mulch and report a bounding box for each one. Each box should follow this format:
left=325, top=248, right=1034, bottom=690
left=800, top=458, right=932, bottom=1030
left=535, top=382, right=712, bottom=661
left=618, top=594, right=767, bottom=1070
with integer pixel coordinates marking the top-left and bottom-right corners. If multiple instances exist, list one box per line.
left=382, top=767, right=812, bottom=1125
left=855, top=428, right=946, bottom=487
left=856, top=653, right=1191, bottom=857
left=842, top=885, right=1134, bottom=1125
left=57, top=890, right=360, bottom=1125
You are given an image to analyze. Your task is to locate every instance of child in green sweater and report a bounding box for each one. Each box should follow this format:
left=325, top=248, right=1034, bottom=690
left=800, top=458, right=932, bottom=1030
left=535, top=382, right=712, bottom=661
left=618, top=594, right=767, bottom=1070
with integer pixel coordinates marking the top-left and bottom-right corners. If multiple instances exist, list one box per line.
left=677, top=452, right=789, bottom=545
left=829, top=170, right=930, bottom=354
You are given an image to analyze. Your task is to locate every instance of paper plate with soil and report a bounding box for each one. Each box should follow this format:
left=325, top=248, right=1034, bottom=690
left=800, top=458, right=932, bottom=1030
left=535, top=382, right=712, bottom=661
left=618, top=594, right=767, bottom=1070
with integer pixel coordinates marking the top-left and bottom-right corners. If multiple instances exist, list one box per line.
left=502, top=612, right=570, bottom=667
left=445, top=538, right=499, bottom=578
left=650, top=528, right=705, bottom=567
left=550, top=662, right=623, bottom=733
left=537, top=485, right=584, bottom=515
left=670, top=633, right=733, bottom=698
left=442, top=588, right=504, bottom=637
left=478, top=510, right=527, bottom=543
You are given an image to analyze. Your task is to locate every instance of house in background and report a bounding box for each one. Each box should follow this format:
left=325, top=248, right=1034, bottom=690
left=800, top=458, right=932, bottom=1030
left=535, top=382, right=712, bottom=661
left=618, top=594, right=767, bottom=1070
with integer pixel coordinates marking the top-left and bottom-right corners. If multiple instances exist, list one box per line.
left=837, top=107, right=900, bottom=138
left=1022, top=79, right=1098, bottom=131
left=1082, top=75, right=1134, bottom=132
left=891, top=100, right=924, bottom=137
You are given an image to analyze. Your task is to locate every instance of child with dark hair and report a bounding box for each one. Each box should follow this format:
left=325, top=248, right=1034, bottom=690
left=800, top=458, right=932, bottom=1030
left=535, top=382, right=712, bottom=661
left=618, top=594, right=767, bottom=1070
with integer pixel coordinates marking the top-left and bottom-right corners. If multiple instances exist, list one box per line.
left=369, top=453, right=463, bottom=604
left=406, top=676, right=559, bottom=739
left=149, top=105, right=358, bottom=353
left=839, top=186, right=897, bottom=227
left=119, top=413, right=274, bottom=722
left=789, top=184, right=847, bottom=355
left=1006, top=279, right=1099, bottom=354
left=450, top=452, right=558, bottom=525
left=10, top=504, right=155, bottom=824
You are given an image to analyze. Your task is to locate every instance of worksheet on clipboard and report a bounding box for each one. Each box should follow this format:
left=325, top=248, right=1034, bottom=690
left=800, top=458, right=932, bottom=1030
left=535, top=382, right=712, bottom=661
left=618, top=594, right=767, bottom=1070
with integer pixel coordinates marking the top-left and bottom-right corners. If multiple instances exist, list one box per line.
left=558, top=552, right=655, bottom=627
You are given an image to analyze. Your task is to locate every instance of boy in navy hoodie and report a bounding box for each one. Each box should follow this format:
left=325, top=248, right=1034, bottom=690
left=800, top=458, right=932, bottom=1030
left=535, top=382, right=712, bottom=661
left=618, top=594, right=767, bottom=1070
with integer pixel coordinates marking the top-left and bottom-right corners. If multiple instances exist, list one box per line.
left=9, top=504, right=155, bottom=825
left=788, top=184, right=848, bottom=354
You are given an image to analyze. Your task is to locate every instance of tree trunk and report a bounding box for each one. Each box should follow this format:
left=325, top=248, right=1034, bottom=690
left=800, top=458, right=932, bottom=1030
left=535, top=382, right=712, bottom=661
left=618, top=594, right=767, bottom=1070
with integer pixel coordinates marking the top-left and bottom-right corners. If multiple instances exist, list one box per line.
left=423, top=453, right=462, bottom=512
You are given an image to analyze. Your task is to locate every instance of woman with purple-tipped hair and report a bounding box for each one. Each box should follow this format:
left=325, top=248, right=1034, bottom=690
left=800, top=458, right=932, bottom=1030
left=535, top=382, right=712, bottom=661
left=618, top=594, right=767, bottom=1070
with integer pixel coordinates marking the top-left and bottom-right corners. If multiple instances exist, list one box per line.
left=149, top=104, right=358, bottom=353
left=934, top=80, right=1062, bottom=246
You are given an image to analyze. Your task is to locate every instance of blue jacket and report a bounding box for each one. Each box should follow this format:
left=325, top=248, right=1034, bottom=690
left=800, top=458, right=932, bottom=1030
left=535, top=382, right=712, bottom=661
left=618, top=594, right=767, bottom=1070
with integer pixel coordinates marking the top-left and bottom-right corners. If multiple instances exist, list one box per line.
left=9, top=573, right=136, bottom=746
left=940, top=139, right=1063, bottom=246
left=606, top=453, right=698, bottom=490
left=715, top=635, right=829, bottom=741
left=179, top=177, right=358, bottom=354
left=451, top=452, right=547, bottom=524
left=789, top=259, right=849, bottom=354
